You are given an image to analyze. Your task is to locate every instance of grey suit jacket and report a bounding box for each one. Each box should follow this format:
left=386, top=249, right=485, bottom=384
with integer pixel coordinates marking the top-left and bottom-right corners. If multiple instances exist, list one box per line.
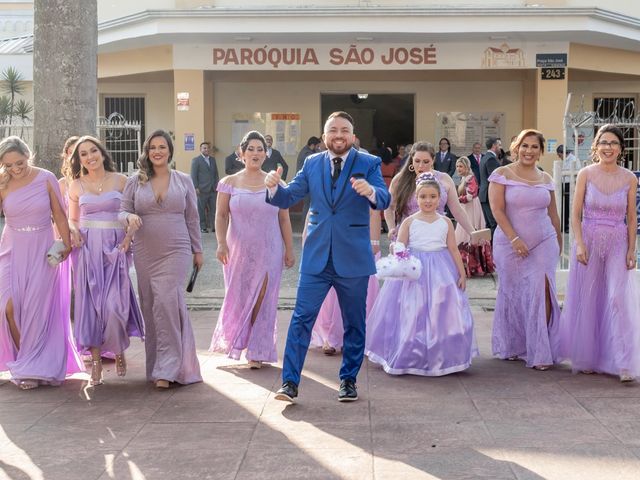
left=479, top=151, right=500, bottom=203
left=190, top=155, right=219, bottom=194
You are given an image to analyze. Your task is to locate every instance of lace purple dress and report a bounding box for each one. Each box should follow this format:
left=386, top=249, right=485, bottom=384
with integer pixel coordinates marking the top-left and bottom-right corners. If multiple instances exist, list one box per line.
left=210, top=183, right=284, bottom=363
left=73, top=190, right=144, bottom=355
left=120, top=171, right=202, bottom=385
left=489, top=172, right=560, bottom=367
left=0, top=169, right=84, bottom=385
left=556, top=166, right=640, bottom=376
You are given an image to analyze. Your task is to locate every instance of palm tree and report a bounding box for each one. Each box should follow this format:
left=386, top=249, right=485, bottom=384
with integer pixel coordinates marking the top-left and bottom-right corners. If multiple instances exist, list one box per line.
left=0, top=95, right=11, bottom=138
left=1, top=66, right=26, bottom=127
left=13, top=99, right=33, bottom=138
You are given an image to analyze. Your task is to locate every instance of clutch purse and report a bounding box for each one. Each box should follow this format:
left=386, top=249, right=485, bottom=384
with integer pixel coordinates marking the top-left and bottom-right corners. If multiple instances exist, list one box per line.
left=186, top=265, right=200, bottom=293
left=46, top=240, right=66, bottom=267
left=470, top=228, right=491, bottom=244
left=375, top=242, right=422, bottom=281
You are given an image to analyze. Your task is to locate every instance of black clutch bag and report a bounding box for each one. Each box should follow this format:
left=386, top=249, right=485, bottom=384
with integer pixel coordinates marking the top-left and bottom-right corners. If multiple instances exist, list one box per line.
left=186, top=266, right=200, bottom=293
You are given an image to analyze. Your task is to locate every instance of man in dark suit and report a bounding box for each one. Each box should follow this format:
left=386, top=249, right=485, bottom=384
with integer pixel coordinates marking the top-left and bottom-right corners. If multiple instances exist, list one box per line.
left=479, top=137, right=502, bottom=236
left=262, top=134, right=289, bottom=180
left=434, top=137, right=457, bottom=177
left=224, top=145, right=244, bottom=175
left=467, top=142, right=482, bottom=184
left=265, top=111, right=390, bottom=404
left=190, top=141, right=219, bottom=233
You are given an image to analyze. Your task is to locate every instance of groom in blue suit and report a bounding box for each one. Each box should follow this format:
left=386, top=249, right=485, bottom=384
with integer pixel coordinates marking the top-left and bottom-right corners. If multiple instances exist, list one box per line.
left=265, top=111, right=390, bottom=403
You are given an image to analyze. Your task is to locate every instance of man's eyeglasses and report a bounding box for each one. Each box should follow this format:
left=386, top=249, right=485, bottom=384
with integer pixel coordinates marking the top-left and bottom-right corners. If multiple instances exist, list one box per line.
left=597, top=141, right=622, bottom=148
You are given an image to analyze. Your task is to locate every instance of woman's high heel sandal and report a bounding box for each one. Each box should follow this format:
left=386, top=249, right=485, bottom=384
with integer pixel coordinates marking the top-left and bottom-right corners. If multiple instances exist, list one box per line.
left=115, top=354, right=127, bottom=377
left=155, top=379, right=170, bottom=389
left=18, top=379, right=39, bottom=390
left=90, top=359, right=103, bottom=386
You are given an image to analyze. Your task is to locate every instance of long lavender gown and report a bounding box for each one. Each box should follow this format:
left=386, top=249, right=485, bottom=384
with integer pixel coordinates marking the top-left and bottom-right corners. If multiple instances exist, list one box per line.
left=57, top=181, right=73, bottom=332
left=210, top=183, right=283, bottom=362
left=0, top=169, right=84, bottom=385
left=120, top=171, right=202, bottom=385
left=366, top=217, right=478, bottom=376
left=73, top=190, right=144, bottom=355
left=556, top=167, right=640, bottom=376
left=489, top=171, right=560, bottom=367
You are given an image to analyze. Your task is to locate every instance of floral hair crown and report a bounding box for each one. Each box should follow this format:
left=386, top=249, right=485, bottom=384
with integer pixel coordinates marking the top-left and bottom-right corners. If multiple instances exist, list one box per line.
left=415, top=172, right=437, bottom=186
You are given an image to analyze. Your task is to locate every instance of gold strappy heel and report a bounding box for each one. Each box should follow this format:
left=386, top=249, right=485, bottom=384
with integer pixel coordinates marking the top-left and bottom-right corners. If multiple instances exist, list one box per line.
left=115, top=354, right=127, bottom=377
left=90, top=359, right=103, bottom=386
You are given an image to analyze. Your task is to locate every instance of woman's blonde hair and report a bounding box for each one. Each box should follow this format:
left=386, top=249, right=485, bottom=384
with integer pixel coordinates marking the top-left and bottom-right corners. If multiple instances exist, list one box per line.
left=0, top=136, right=33, bottom=190
left=456, top=156, right=471, bottom=174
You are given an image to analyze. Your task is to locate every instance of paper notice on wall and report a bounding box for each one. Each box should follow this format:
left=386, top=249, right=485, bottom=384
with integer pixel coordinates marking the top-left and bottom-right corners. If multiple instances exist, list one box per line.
left=266, top=113, right=301, bottom=156
left=436, top=112, right=505, bottom=155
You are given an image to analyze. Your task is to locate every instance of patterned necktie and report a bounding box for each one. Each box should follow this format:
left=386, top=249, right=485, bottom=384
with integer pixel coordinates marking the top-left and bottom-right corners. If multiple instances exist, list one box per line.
left=332, top=157, right=342, bottom=184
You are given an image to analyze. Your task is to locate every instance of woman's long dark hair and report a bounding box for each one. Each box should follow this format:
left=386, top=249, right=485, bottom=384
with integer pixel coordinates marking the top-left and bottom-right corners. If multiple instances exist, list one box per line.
left=393, top=141, right=435, bottom=222
left=67, top=135, right=116, bottom=181
left=137, top=129, right=174, bottom=184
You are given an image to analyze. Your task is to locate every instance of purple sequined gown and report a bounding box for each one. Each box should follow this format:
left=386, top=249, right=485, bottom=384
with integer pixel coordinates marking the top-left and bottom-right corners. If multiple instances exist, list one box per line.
left=366, top=216, right=478, bottom=376
left=556, top=167, right=640, bottom=376
left=120, top=171, right=202, bottom=385
left=73, top=190, right=144, bottom=355
left=210, top=183, right=283, bottom=362
left=489, top=172, right=560, bottom=367
left=0, top=170, right=84, bottom=385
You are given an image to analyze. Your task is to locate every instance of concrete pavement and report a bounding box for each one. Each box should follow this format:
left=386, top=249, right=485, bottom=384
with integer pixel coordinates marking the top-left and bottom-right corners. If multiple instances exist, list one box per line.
left=2, top=305, right=640, bottom=479
left=2, top=214, right=640, bottom=479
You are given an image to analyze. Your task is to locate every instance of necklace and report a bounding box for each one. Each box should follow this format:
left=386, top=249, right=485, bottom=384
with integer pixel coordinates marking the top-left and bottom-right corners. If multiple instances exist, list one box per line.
left=86, top=172, right=109, bottom=192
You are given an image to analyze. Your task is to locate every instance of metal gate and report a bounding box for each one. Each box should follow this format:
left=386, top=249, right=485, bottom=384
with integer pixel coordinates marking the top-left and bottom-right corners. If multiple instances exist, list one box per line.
left=97, top=113, right=142, bottom=174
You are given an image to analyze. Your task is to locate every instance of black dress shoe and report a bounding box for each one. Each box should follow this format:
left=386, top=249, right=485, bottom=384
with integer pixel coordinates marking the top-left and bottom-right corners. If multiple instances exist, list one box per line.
left=200, top=228, right=209, bottom=233
left=338, top=379, right=358, bottom=402
left=274, top=381, right=298, bottom=403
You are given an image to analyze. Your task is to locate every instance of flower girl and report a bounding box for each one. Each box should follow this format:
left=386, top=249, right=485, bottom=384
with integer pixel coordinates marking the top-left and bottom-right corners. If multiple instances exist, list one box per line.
left=366, top=173, right=478, bottom=376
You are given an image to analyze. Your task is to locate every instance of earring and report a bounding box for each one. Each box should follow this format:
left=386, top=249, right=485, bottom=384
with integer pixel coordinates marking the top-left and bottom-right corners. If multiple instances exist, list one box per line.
left=408, top=164, right=415, bottom=172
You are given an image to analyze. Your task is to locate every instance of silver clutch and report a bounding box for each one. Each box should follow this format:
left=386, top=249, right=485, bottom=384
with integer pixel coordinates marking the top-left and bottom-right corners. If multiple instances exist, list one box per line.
left=46, top=240, right=66, bottom=267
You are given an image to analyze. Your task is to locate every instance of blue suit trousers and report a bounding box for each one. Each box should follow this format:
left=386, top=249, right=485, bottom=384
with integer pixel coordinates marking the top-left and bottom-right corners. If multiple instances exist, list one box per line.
left=282, top=253, right=369, bottom=386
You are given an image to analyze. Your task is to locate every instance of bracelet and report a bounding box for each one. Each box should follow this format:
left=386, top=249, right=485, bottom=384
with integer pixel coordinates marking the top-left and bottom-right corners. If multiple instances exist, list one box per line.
left=370, top=240, right=380, bottom=245
left=510, top=236, right=520, bottom=243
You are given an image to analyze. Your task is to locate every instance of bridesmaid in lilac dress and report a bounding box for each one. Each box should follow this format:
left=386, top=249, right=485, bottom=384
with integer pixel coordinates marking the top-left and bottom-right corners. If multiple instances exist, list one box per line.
left=556, top=124, right=640, bottom=381
left=68, top=136, right=144, bottom=386
left=489, top=129, right=562, bottom=370
left=210, top=131, right=294, bottom=368
left=310, top=209, right=380, bottom=354
left=384, top=141, right=475, bottom=240
left=0, top=136, right=83, bottom=389
left=57, top=136, right=79, bottom=352
left=120, top=130, right=203, bottom=388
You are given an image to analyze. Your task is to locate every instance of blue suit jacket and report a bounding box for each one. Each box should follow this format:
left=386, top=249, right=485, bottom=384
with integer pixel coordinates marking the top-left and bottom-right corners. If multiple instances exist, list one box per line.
left=267, top=148, right=390, bottom=278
